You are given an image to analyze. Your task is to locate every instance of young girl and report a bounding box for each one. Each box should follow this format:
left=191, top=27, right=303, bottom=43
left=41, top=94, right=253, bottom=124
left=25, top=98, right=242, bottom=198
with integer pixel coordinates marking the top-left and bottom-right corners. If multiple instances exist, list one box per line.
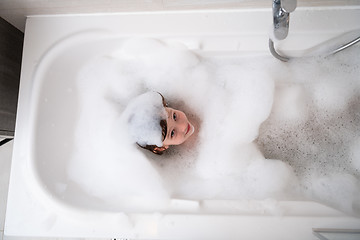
left=122, top=91, right=195, bottom=155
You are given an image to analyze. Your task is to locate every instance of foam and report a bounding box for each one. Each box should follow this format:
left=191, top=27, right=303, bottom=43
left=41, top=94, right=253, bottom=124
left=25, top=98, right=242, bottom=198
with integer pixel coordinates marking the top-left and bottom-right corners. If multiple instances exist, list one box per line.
left=257, top=46, right=360, bottom=215
left=310, top=174, right=360, bottom=214
left=67, top=38, right=360, bottom=215
left=121, top=91, right=167, bottom=147
left=350, top=138, right=360, bottom=171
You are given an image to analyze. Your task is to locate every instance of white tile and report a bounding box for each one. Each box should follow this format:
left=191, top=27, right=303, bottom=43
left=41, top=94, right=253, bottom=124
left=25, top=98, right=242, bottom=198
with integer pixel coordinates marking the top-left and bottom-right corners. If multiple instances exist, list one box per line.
left=3, top=236, right=89, bottom=240
left=0, top=141, right=13, bottom=231
left=2, top=237, right=114, bottom=240
left=4, top=237, right=48, bottom=240
left=0, top=0, right=164, bottom=32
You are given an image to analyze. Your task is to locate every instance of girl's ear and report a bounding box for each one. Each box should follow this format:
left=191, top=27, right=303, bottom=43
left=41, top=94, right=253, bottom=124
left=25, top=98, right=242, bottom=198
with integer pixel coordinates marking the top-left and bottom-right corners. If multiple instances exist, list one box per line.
left=153, top=145, right=169, bottom=155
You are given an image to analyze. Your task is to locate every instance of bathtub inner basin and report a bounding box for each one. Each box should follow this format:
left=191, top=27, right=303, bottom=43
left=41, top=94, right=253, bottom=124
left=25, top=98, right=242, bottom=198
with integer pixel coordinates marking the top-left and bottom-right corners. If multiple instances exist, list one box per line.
left=30, top=30, right=360, bottom=215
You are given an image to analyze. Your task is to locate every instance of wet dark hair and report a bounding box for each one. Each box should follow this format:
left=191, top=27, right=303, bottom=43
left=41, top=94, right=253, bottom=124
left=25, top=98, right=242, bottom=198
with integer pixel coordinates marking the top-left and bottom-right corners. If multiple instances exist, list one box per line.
left=137, top=93, right=168, bottom=155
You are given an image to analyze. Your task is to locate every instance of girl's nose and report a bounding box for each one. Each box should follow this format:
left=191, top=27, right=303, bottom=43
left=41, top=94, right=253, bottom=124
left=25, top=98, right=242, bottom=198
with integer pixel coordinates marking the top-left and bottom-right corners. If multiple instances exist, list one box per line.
left=180, top=120, right=188, bottom=133
left=177, top=111, right=189, bottom=133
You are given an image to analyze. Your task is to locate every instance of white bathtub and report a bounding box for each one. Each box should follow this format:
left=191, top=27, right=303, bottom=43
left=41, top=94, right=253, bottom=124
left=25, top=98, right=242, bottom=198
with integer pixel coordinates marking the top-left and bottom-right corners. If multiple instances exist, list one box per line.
left=5, top=6, right=360, bottom=239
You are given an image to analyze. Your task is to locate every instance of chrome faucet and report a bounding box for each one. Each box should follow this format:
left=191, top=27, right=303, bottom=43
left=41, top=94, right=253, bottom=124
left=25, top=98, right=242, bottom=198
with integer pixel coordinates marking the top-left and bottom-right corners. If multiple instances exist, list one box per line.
left=273, top=0, right=297, bottom=40
left=270, top=0, right=360, bottom=62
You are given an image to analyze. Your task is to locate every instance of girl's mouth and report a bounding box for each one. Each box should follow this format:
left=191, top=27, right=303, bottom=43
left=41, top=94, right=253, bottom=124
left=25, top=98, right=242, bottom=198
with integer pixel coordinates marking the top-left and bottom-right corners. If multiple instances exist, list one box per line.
left=186, top=123, right=190, bottom=135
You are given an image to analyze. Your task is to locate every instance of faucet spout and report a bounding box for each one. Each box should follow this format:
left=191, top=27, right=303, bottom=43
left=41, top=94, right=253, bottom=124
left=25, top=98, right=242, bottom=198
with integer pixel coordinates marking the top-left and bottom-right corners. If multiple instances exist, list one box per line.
left=273, top=0, right=297, bottom=41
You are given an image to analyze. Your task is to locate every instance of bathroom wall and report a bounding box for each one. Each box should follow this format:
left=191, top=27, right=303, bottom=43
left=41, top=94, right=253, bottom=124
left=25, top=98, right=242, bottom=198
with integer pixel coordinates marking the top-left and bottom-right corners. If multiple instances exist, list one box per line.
left=0, top=18, right=23, bottom=137
left=1, top=0, right=359, bottom=32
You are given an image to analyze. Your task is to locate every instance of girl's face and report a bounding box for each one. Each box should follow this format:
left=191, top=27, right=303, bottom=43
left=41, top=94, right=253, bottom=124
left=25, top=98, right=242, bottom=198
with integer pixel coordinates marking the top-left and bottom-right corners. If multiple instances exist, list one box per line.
left=162, top=107, right=195, bottom=147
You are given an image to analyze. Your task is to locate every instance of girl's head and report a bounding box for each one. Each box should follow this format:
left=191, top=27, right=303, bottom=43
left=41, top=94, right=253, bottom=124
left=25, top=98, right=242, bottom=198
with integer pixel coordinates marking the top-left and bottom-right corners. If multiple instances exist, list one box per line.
left=123, top=91, right=195, bottom=155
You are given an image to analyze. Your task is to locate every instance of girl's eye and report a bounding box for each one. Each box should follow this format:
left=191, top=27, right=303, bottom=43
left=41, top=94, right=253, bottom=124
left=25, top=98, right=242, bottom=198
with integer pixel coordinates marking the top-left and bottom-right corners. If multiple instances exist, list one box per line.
left=171, top=130, right=175, bottom=138
left=173, top=112, right=177, bottom=121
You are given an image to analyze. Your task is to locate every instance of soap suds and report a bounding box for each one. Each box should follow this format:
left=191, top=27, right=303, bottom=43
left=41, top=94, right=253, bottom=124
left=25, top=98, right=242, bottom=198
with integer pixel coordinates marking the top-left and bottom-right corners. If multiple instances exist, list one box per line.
left=121, top=91, right=167, bottom=147
left=68, top=38, right=360, bottom=215
left=256, top=47, right=360, bottom=215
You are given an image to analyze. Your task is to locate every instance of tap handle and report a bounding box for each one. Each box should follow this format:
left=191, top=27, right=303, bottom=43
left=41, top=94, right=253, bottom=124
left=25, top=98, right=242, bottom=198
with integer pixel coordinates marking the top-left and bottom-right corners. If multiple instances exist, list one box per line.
left=281, top=0, right=297, bottom=12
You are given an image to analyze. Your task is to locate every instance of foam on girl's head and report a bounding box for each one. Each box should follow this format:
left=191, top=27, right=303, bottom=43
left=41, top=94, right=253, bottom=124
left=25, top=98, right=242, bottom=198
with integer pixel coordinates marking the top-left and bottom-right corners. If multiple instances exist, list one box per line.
left=121, top=91, right=167, bottom=147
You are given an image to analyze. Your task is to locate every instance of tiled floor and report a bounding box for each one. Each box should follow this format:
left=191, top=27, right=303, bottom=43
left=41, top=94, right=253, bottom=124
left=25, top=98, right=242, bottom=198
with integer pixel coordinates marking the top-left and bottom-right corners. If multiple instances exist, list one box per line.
left=0, top=141, right=118, bottom=240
